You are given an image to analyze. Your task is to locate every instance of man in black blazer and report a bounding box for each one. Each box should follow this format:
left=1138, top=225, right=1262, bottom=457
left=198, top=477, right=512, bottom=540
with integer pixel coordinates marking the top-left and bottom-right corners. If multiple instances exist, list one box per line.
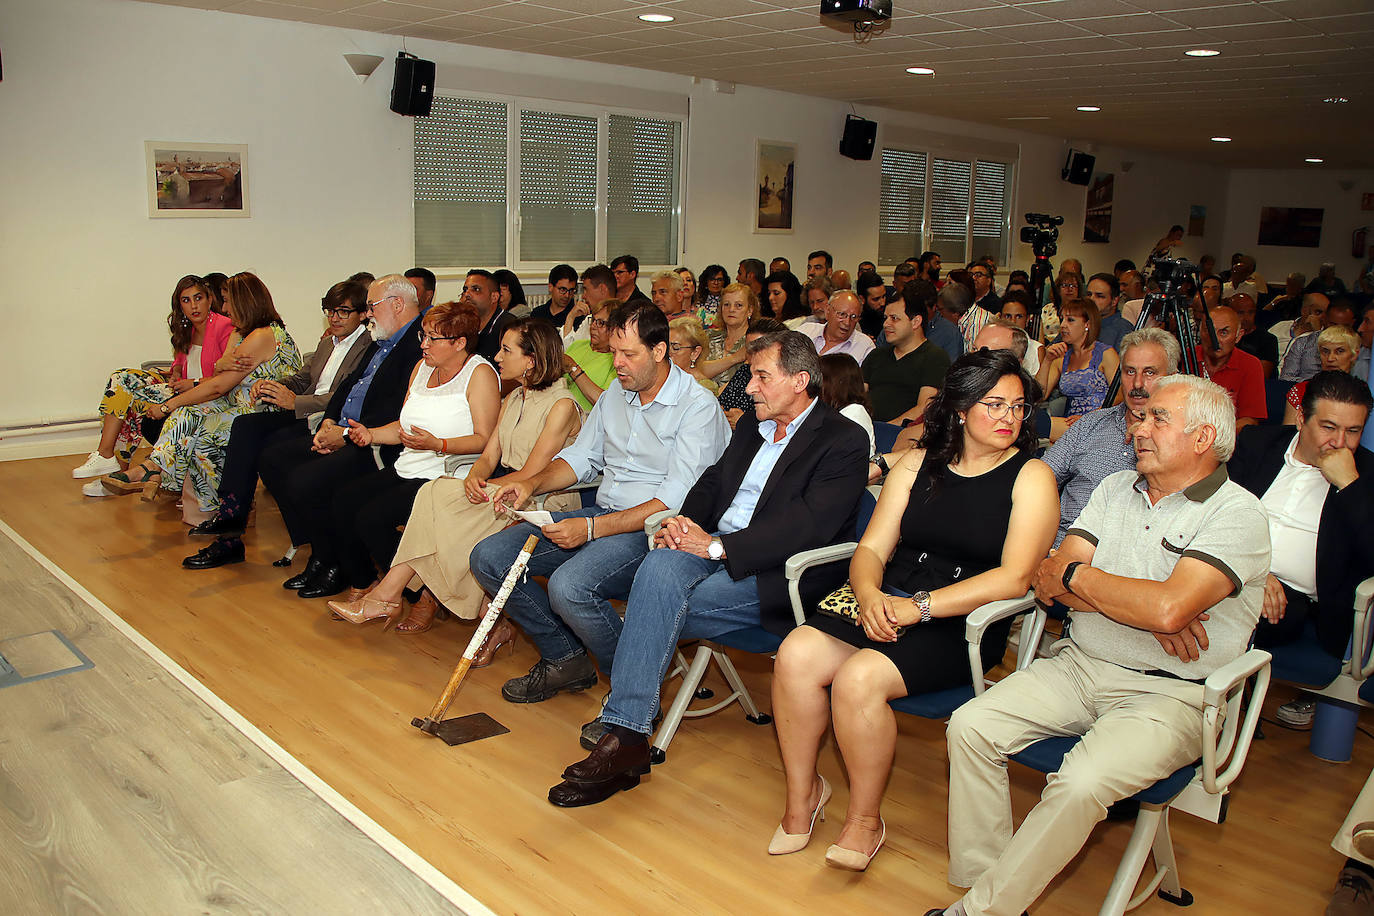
left=547, top=330, right=870, bottom=807
left=1228, top=371, right=1374, bottom=671
left=243, top=274, right=425, bottom=596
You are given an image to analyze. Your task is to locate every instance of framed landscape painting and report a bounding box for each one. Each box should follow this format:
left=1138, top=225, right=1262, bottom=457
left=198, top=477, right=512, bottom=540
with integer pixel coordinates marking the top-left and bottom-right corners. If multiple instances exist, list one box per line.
left=145, top=141, right=250, bottom=218
left=755, top=140, right=795, bottom=233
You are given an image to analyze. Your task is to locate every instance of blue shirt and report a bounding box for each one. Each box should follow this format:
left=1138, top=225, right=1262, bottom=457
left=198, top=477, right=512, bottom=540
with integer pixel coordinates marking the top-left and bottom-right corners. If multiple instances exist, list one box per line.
left=1100, top=312, right=1133, bottom=353
left=927, top=312, right=965, bottom=363
left=558, top=362, right=730, bottom=511
left=339, top=315, right=419, bottom=425
left=717, top=398, right=818, bottom=535
left=1041, top=403, right=1136, bottom=547
left=1363, top=353, right=1374, bottom=452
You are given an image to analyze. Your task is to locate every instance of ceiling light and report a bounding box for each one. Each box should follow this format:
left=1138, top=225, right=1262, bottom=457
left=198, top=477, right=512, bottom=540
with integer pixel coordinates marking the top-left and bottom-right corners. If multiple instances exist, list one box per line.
left=1185, top=49, right=1221, bottom=57
left=1076, top=106, right=1100, bottom=112
left=905, top=67, right=936, bottom=75
left=1306, top=158, right=1324, bottom=164
left=1211, top=137, right=1232, bottom=142
left=1323, top=97, right=1350, bottom=104
left=638, top=13, right=674, bottom=23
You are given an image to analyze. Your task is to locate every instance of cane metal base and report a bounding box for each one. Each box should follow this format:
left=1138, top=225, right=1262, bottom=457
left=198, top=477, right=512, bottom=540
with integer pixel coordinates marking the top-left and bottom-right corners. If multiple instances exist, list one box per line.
left=411, top=712, right=510, bottom=746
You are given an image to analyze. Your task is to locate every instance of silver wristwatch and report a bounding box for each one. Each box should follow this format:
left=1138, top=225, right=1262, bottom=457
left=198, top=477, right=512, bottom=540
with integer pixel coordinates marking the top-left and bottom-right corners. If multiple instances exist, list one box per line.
left=912, top=590, right=932, bottom=624
left=708, top=537, right=724, bottom=560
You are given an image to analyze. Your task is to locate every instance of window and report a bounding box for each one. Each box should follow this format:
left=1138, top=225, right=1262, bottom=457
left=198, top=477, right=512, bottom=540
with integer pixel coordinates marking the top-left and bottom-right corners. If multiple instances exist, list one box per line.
left=414, top=95, right=685, bottom=272
left=878, top=149, right=1013, bottom=267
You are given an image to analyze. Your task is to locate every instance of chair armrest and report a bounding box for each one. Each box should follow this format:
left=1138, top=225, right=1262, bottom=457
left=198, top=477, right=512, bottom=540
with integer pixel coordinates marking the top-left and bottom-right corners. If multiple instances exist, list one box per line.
left=963, top=592, right=1040, bottom=696
left=784, top=542, right=857, bottom=629
left=534, top=475, right=602, bottom=510
left=644, top=509, right=676, bottom=549
left=1201, top=648, right=1271, bottom=795
left=1353, top=575, right=1374, bottom=680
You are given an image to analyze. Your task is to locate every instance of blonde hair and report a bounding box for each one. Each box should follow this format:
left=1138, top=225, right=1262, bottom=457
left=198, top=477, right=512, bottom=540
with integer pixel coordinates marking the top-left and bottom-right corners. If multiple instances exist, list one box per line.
left=715, top=282, right=760, bottom=330
left=669, top=315, right=708, bottom=351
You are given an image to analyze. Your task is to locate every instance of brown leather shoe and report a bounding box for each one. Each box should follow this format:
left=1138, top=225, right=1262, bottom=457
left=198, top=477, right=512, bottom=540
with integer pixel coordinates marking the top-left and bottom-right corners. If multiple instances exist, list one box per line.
left=548, top=733, right=650, bottom=808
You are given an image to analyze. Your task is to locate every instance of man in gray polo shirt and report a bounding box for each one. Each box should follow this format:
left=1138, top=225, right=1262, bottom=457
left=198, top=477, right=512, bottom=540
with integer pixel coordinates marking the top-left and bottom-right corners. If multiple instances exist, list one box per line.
left=930, top=375, right=1270, bottom=916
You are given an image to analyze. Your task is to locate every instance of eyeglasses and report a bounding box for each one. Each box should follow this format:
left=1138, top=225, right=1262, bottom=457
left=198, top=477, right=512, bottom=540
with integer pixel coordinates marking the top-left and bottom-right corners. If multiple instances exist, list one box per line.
left=552, top=284, right=577, bottom=295
left=977, top=400, right=1031, bottom=421
left=417, top=329, right=460, bottom=344
left=589, top=318, right=609, bottom=328
left=668, top=342, right=695, bottom=352
left=322, top=306, right=362, bottom=318
left=366, top=295, right=397, bottom=311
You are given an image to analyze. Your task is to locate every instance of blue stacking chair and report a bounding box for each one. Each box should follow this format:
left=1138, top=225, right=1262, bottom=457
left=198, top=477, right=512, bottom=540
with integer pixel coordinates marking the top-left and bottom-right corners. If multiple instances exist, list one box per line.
left=1008, top=648, right=1271, bottom=916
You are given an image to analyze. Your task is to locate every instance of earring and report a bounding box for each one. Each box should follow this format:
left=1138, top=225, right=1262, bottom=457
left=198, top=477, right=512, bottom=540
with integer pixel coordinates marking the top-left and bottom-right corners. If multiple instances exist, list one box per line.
left=958, top=415, right=965, bottom=425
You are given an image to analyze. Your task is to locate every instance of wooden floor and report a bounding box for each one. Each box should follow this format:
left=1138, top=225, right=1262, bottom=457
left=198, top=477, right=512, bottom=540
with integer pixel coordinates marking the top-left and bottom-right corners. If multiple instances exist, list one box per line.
left=1, top=453, right=1369, bottom=914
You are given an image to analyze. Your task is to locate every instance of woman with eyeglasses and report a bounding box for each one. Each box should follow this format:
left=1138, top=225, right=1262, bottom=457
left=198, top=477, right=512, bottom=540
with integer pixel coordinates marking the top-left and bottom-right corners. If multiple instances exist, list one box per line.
left=1040, top=269, right=1085, bottom=342
left=769, top=349, right=1057, bottom=870
left=696, top=264, right=729, bottom=326
left=562, top=299, right=619, bottom=410
left=668, top=316, right=717, bottom=394
left=698, top=283, right=760, bottom=389
left=1036, top=298, right=1119, bottom=418
left=314, top=301, right=500, bottom=626
left=73, top=275, right=236, bottom=483
left=330, top=319, right=579, bottom=639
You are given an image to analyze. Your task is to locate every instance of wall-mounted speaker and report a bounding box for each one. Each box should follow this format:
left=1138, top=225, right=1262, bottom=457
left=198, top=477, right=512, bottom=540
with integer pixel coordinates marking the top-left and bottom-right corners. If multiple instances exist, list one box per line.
left=390, top=52, right=435, bottom=117
left=1062, top=148, right=1095, bottom=185
left=839, top=114, right=877, bottom=160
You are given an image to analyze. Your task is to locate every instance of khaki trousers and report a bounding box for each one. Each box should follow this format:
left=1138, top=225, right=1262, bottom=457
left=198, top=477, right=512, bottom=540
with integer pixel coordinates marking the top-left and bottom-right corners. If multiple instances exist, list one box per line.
left=1333, top=769, right=1374, bottom=864
left=946, top=643, right=1207, bottom=916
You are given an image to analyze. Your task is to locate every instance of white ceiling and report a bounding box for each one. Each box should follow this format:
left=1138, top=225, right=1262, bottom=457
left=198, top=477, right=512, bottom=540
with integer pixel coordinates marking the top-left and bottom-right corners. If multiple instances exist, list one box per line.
left=138, top=0, right=1374, bottom=169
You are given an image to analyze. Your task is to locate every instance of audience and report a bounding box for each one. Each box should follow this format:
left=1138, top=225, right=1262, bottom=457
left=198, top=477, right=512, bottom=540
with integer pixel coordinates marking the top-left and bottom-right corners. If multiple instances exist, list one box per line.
left=969, top=262, right=1000, bottom=315
left=862, top=279, right=949, bottom=427
left=1036, top=298, right=1119, bottom=418
left=820, top=353, right=876, bottom=458
left=562, top=299, right=619, bottom=410
left=1085, top=272, right=1132, bottom=353
left=696, top=263, right=728, bottom=324
left=716, top=318, right=789, bottom=427
left=800, top=275, right=833, bottom=328
left=856, top=270, right=888, bottom=338
left=463, top=269, right=517, bottom=362
left=1284, top=296, right=1355, bottom=382
left=560, top=264, right=617, bottom=344
left=806, top=250, right=833, bottom=281
left=698, top=283, right=758, bottom=388
left=404, top=267, right=436, bottom=313
left=675, top=267, right=697, bottom=305
left=996, top=291, right=1039, bottom=375
left=1199, top=304, right=1267, bottom=428
left=737, top=258, right=767, bottom=308
left=668, top=316, right=716, bottom=394
left=798, top=290, right=875, bottom=365
left=1282, top=325, right=1361, bottom=425
left=765, top=269, right=808, bottom=325
left=1231, top=293, right=1279, bottom=378
left=528, top=264, right=578, bottom=327
left=650, top=270, right=694, bottom=321
left=611, top=255, right=650, bottom=304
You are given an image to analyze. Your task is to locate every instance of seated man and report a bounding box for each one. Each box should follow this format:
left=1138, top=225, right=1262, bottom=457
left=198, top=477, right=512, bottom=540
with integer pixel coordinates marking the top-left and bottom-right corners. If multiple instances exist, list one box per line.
left=932, top=375, right=1269, bottom=916
left=545, top=330, right=869, bottom=807
left=1228, top=370, right=1374, bottom=728
left=1197, top=304, right=1266, bottom=428
left=1280, top=293, right=1334, bottom=381
left=1231, top=293, right=1279, bottom=378
left=471, top=304, right=729, bottom=703
left=797, top=290, right=875, bottom=364
left=862, top=279, right=949, bottom=426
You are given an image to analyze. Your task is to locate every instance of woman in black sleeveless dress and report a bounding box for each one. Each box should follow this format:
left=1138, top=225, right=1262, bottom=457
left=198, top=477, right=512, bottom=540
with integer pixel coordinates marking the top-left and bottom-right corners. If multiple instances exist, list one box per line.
left=767, top=350, right=1060, bottom=870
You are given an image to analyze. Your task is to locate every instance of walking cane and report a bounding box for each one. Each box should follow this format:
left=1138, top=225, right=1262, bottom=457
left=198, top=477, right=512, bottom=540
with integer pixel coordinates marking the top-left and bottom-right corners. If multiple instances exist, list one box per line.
left=410, top=534, right=538, bottom=745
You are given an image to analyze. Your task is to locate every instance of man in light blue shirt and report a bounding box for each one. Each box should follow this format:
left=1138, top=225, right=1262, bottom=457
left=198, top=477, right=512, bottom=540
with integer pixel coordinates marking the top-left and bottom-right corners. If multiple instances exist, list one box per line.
left=471, top=304, right=730, bottom=704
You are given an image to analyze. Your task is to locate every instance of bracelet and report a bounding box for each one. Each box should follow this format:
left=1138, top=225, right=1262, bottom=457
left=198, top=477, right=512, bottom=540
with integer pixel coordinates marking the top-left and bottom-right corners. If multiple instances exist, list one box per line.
left=585, top=516, right=594, bottom=541
left=911, top=590, right=933, bottom=624
left=1062, top=561, right=1083, bottom=595
left=438, top=438, right=447, bottom=454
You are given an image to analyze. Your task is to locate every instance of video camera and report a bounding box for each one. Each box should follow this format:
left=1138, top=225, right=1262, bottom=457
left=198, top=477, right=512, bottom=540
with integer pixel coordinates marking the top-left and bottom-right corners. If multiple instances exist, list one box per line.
left=1019, top=212, right=1064, bottom=260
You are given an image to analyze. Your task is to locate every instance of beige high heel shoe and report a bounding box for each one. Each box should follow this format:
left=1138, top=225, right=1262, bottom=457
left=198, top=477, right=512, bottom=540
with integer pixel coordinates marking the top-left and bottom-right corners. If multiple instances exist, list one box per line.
left=326, top=594, right=404, bottom=630
left=824, top=818, right=885, bottom=871
left=768, top=775, right=831, bottom=855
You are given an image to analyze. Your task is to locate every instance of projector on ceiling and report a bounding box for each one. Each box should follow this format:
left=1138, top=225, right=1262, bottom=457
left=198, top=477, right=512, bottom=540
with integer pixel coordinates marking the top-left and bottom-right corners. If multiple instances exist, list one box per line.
left=820, top=0, right=892, bottom=23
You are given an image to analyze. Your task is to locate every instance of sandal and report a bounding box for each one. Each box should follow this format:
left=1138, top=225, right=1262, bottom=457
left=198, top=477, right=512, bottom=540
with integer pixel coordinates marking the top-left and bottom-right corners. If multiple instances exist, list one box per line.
left=471, top=618, right=517, bottom=668
left=395, top=589, right=450, bottom=635
left=101, top=462, right=163, bottom=500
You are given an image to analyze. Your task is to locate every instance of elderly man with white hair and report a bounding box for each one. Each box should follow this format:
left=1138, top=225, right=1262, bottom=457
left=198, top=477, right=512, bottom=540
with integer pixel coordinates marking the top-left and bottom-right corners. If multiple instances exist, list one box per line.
left=927, top=374, right=1270, bottom=916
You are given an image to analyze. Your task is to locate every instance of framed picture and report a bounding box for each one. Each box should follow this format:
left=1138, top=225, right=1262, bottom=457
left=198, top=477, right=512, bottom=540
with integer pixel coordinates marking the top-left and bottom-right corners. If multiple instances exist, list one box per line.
left=755, top=140, right=795, bottom=233
left=1082, top=172, right=1113, bottom=244
left=145, top=141, right=249, bottom=218
left=1257, top=206, right=1323, bottom=247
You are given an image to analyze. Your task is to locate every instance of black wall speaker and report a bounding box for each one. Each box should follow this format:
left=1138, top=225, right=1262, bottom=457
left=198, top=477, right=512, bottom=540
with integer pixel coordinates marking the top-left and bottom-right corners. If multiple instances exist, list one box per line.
left=1062, top=149, right=1095, bottom=186
left=390, top=52, right=435, bottom=117
left=839, top=114, right=878, bottom=160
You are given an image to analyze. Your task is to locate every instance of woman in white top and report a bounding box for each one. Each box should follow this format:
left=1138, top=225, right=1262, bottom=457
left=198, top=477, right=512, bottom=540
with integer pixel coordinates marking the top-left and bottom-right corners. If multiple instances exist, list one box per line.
left=326, top=301, right=500, bottom=624
left=819, top=353, right=877, bottom=458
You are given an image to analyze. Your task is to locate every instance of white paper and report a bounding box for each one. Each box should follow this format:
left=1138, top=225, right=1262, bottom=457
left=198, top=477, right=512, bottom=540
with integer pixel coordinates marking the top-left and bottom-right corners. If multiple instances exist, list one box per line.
left=505, top=506, right=555, bottom=527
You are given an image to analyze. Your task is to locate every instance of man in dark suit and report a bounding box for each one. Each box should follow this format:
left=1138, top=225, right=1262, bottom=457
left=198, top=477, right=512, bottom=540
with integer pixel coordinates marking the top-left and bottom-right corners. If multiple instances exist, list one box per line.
left=1228, top=370, right=1374, bottom=726
left=243, top=274, right=425, bottom=597
left=547, top=330, right=870, bottom=807
left=182, top=278, right=373, bottom=567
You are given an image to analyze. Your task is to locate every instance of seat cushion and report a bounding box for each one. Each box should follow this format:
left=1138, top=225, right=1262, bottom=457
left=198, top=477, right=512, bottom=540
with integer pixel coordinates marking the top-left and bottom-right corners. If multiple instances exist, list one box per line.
left=1012, top=736, right=1198, bottom=806
left=714, top=626, right=783, bottom=655
left=891, top=685, right=975, bottom=719
left=1268, top=626, right=1344, bottom=688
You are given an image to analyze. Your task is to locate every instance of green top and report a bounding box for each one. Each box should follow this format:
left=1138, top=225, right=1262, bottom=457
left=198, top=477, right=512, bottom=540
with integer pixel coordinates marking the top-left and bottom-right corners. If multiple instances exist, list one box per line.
left=565, top=339, right=616, bottom=411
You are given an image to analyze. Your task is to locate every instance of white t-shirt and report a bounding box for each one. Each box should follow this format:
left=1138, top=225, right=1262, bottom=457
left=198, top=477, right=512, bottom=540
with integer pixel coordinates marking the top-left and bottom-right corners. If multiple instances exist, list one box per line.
left=185, top=345, right=203, bottom=380
left=839, top=402, right=876, bottom=458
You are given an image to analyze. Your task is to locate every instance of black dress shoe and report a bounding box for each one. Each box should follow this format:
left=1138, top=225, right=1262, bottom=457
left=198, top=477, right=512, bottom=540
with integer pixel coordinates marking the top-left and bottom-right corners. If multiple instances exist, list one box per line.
left=189, top=515, right=247, bottom=538
left=182, top=538, right=245, bottom=570
left=548, top=732, right=650, bottom=808
left=297, top=565, right=346, bottom=599
left=283, top=556, right=324, bottom=590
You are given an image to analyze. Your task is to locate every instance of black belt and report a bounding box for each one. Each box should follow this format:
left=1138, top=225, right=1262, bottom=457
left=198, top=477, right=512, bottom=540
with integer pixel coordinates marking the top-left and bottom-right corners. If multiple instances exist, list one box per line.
left=1134, top=667, right=1205, bottom=685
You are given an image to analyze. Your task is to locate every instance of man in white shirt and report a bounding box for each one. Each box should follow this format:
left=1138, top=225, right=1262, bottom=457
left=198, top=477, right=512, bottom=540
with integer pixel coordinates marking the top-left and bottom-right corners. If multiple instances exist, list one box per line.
left=796, top=290, right=876, bottom=365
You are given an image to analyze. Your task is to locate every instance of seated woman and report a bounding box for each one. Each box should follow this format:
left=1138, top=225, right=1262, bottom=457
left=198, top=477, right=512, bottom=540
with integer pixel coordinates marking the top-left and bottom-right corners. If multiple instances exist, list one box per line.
left=563, top=299, right=619, bottom=410
left=74, top=275, right=234, bottom=483
left=696, top=264, right=729, bottom=327
left=697, top=283, right=760, bottom=389
left=668, top=316, right=716, bottom=394
left=769, top=350, right=1058, bottom=869
left=328, top=320, right=576, bottom=637
left=319, top=301, right=501, bottom=622
left=675, top=267, right=696, bottom=306
left=100, top=273, right=302, bottom=523
left=1283, top=325, right=1362, bottom=424
left=717, top=318, right=788, bottom=428
left=494, top=268, right=529, bottom=318
left=766, top=270, right=809, bottom=326
left=818, top=353, right=876, bottom=458
left=1036, top=297, right=1119, bottom=418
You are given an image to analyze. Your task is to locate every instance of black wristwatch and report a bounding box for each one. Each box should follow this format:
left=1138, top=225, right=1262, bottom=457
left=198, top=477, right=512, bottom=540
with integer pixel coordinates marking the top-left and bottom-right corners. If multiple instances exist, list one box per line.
left=870, top=454, right=889, bottom=475
left=1062, top=561, right=1084, bottom=595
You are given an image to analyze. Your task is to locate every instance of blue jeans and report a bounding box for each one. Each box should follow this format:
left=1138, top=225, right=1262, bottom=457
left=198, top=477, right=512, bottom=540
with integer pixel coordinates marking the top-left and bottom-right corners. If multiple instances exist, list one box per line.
left=600, top=547, right=761, bottom=735
left=468, top=507, right=648, bottom=669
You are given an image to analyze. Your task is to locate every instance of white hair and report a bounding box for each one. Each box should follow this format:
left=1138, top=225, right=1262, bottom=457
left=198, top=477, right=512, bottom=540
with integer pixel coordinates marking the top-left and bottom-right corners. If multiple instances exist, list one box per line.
left=1120, top=327, right=1181, bottom=372
left=374, top=273, right=419, bottom=310
left=1153, top=374, right=1236, bottom=462
left=652, top=270, right=684, bottom=294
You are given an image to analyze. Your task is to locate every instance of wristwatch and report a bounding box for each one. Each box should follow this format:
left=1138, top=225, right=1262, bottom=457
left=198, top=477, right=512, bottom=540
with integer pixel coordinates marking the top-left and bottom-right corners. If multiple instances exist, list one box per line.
left=869, top=454, right=889, bottom=475
left=708, top=537, right=724, bottom=560
left=1062, top=561, right=1084, bottom=595
left=912, top=590, right=932, bottom=624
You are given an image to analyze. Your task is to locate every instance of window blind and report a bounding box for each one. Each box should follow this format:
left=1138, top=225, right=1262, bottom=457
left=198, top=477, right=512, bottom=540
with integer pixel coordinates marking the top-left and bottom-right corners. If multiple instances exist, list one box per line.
left=930, top=157, right=972, bottom=265
left=414, top=96, right=508, bottom=268
left=607, top=114, right=680, bottom=267
left=972, top=160, right=1010, bottom=265
left=518, top=109, right=598, bottom=263
left=878, top=148, right=927, bottom=265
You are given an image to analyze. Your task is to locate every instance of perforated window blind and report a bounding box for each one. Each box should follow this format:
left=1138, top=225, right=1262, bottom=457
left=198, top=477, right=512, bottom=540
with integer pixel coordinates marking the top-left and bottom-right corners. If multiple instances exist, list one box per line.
left=878, top=148, right=927, bottom=265
left=972, top=160, right=1010, bottom=264
left=518, top=109, right=598, bottom=263
left=930, top=157, right=972, bottom=265
left=607, top=114, right=681, bottom=267
left=414, top=97, right=508, bottom=268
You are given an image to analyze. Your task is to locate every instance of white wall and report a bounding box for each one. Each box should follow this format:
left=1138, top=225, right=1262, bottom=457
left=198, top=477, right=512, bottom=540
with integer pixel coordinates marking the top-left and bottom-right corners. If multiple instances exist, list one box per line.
left=0, top=0, right=1231, bottom=440
left=1221, top=169, right=1374, bottom=286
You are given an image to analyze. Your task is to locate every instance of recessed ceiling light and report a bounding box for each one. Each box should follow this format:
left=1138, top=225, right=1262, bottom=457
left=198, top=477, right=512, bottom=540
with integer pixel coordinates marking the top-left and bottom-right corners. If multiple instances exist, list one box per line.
left=1186, top=48, right=1221, bottom=57
left=1076, top=106, right=1101, bottom=112
left=1323, top=97, right=1350, bottom=104
left=1211, top=136, right=1232, bottom=142
left=638, top=13, right=674, bottom=23
left=1306, top=158, right=1324, bottom=164
left=905, top=67, right=936, bottom=75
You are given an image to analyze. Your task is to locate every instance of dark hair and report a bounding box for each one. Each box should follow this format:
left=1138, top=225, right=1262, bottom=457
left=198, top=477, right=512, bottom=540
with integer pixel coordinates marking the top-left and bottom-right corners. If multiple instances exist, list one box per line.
left=1328, top=297, right=1358, bottom=320
left=893, top=263, right=917, bottom=282
left=748, top=330, right=822, bottom=397
left=611, top=254, right=640, bottom=274
left=501, top=318, right=566, bottom=390
left=698, top=264, right=729, bottom=303
left=946, top=269, right=975, bottom=297
left=404, top=267, right=436, bottom=292
left=900, top=278, right=937, bottom=321
left=918, top=251, right=941, bottom=280
left=999, top=289, right=1033, bottom=314
left=765, top=270, right=807, bottom=322
left=348, top=271, right=375, bottom=286
left=607, top=302, right=669, bottom=351
left=1060, top=297, right=1101, bottom=347
left=938, top=280, right=973, bottom=316
left=808, top=250, right=834, bottom=270
left=858, top=260, right=877, bottom=273
left=856, top=270, right=885, bottom=297
left=202, top=272, right=229, bottom=315
left=1113, top=259, right=1136, bottom=275
left=748, top=317, right=788, bottom=335
left=1087, top=272, right=1120, bottom=299
left=738, top=258, right=766, bottom=283
left=916, top=349, right=1040, bottom=486
left=1169, top=224, right=1185, bottom=234
left=1008, top=269, right=1029, bottom=285
left=169, top=275, right=212, bottom=353
left=581, top=264, right=615, bottom=294
left=424, top=301, right=481, bottom=354
left=548, top=263, right=578, bottom=287
left=224, top=272, right=286, bottom=335
left=492, top=269, right=527, bottom=308
left=466, top=268, right=496, bottom=285
left=1302, top=369, right=1374, bottom=418
left=322, top=280, right=368, bottom=314
left=819, top=352, right=869, bottom=413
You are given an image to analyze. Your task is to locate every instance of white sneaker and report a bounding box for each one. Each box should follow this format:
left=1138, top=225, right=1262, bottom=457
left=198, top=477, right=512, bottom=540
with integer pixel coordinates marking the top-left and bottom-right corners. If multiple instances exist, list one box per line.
left=1276, top=698, right=1317, bottom=729
left=72, top=452, right=121, bottom=479
left=82, top=479, right=113, bottom=497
